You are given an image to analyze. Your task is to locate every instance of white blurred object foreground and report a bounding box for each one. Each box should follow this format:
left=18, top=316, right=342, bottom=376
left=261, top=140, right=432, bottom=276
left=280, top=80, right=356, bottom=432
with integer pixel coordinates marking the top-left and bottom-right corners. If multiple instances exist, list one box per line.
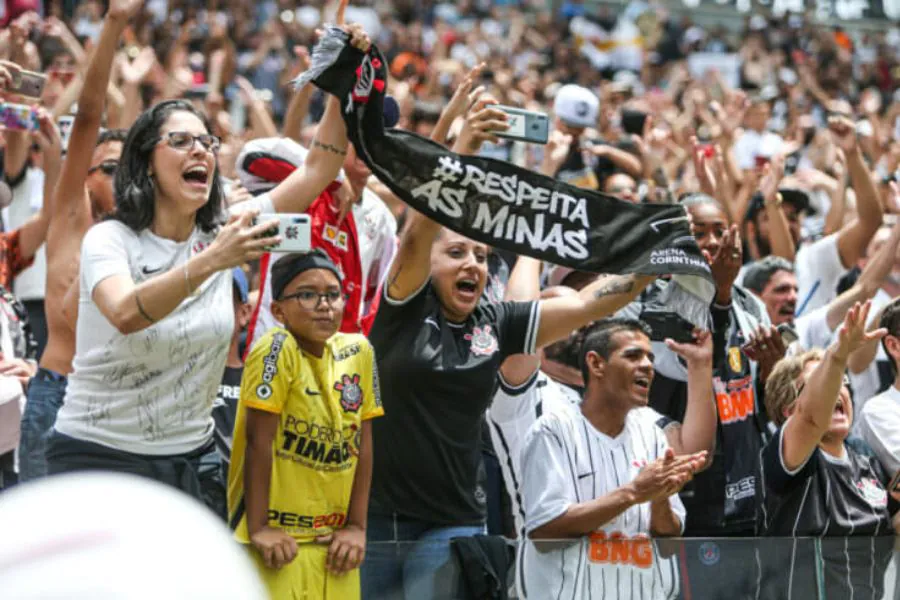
left=0, top=473, right=266, bottom=599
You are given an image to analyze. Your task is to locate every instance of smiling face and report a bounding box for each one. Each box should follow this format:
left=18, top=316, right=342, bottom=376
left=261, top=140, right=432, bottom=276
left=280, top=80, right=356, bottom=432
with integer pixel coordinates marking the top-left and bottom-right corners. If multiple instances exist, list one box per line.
left=687, top=202, right=728, bottom=257
left=430, top=230, right=490, bottom=322
left=150, top=111, right=217, bottom=219
left=759, top=270, right=798, bottom=326
left=271, top=269, right=344, bottom=355
left=588, top=330, right=655, bottom=408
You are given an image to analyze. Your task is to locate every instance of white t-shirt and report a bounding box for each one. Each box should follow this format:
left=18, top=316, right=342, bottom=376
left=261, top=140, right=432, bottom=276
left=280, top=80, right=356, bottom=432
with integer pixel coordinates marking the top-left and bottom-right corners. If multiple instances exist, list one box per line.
left=794, top=305, right=834, bottom=351
left=519, top=406, right=683, bottom=599
left=795, top=234, right=846, bottom=317
left=733, top=130, right=784, bottom=171
left=849, top=288, right=892, bottom=427
left=4, top=167, right=46, bottom=301
left=488, top=370, right=581, bottom=538
left=858, top=385, right=900, bottom=478
left=55, top=195, right=273, bottom=455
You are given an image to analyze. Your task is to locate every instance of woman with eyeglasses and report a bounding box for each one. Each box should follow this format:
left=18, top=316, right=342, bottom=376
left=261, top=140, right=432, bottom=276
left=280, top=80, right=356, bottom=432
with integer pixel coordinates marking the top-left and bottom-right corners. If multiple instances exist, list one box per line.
left=757, top=301, right=899, bottom=600
left=45, top=22, right=371, bottom=496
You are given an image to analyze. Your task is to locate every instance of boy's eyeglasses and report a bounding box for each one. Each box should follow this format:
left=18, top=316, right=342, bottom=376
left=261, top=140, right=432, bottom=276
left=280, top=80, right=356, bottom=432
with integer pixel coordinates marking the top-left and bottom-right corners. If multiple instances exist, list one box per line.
left=281, top=290, right=345, bottom=310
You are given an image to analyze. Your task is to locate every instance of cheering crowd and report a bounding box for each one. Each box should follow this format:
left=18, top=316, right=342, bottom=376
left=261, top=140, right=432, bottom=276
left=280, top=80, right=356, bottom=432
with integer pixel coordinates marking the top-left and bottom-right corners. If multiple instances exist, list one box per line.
left=1, top=0, right=900, bottom=598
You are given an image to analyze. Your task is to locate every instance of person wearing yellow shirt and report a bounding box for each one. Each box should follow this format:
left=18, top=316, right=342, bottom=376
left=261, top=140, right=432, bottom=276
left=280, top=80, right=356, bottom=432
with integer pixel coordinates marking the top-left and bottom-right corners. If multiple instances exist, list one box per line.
left=227, top=249, right=382, bottom=599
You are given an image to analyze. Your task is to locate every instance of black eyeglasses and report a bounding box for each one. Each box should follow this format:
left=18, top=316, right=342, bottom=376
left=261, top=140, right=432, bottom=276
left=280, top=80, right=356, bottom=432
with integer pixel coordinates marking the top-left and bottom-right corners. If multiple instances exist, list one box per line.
left=153, top=131, right=221, bottom=154
left=281, top=289, right=345, bottom=310
left=87, top=161, right=119, bottom=176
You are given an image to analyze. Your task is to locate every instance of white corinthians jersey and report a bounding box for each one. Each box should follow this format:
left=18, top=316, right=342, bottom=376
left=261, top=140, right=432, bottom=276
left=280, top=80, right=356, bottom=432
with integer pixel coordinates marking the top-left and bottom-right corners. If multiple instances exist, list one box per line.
left=519, top=407, right=684, bottom=599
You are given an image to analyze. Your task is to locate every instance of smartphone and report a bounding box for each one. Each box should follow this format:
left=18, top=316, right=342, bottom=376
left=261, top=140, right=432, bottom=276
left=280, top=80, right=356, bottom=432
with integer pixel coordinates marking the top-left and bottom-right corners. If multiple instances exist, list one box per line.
left=776, top=323, right=799, bottom=345
left=493, top=105, right=549, bottom=145
left=641, top=310, right=696, bottom=344
left=7, top=69, right=46, bottom=99
left=0, top=103, right=38, bottom=131
left=621, top=108, right=649, bottom=136
left=255, top=214, right=312, bottom=253
left=57, top=115, right=74, bottom=152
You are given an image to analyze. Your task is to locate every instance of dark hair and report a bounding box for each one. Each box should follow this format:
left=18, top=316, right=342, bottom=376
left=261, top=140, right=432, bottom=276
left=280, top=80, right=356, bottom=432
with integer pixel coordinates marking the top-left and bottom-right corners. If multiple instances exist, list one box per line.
left=97, top=128, right=128, bottom=147
left=580, top=318, right=652, bottom=383
left=880, top=300, right=900, bottom=374
left=743, top=256, right=795, bottom=294
left=109, top=100, right=225, bottom=233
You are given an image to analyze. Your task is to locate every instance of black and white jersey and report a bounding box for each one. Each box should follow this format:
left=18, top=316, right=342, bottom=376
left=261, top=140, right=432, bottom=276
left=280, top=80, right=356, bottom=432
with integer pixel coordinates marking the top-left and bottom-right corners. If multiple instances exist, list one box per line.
left=519, top=406, right=683, bottom=599
left=368, top=282, right=539, bottom=525
left=756, top=425, right=895, bottom=599
left=488, top=370, right=581, bottom=538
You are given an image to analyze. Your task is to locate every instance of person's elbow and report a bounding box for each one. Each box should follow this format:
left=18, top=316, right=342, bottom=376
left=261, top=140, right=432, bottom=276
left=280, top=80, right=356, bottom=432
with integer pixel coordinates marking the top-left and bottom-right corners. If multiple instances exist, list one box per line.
left=528, top=521, right=567, bottom=540
left=106, top=308, right=146, bottom=335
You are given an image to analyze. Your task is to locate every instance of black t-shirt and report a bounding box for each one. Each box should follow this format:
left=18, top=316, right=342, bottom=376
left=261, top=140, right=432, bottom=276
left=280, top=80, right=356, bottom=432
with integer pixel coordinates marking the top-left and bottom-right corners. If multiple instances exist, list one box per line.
left=213, top=365, right=244, bottom=462
left=368, top=282, right=539, bottom=525
left=756, top=428, right=895, bottom=599
left=649, top=296, right=766, bottom=536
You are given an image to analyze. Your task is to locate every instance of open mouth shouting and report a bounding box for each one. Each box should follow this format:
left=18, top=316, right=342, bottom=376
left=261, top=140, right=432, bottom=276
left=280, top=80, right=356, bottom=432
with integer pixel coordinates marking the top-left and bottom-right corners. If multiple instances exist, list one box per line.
left=634, top=374, right=652, bottom=397
left=455, top=277, right=480, bottom=303
left=182, top=164, right=210, bottom=188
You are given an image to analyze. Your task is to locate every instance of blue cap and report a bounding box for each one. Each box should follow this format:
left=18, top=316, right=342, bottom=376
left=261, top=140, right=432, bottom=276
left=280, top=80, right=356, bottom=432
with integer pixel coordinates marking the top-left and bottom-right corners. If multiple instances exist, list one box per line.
left=383, top=95, right=400, bottom=128
left=232, top=268, right=249, bottom=304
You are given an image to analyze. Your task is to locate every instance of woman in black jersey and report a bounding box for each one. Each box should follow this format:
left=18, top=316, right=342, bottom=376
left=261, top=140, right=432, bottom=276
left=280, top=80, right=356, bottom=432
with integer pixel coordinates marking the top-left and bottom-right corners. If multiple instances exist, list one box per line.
left=362, top=97, right=655, bottom=599
left=758, top=301, right=898, bottom=600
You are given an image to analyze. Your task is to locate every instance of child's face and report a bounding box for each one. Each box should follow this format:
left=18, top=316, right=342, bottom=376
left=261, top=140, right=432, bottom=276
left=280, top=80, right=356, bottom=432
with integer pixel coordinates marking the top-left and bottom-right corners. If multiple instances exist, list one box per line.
left=271, top=269, right=344, bottom=347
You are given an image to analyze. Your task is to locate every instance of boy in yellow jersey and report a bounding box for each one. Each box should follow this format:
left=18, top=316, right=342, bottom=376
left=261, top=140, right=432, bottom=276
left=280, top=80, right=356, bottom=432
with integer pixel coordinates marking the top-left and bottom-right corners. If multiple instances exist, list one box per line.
left=228, top=250, right=382, bottom=599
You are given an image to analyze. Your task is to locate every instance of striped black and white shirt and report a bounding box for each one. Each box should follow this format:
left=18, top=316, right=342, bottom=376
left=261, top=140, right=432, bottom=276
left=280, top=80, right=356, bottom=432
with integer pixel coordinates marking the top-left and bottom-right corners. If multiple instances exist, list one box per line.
left=756, top=425, right=895, bottom=599
left=519, top=405, right=683, bottom=599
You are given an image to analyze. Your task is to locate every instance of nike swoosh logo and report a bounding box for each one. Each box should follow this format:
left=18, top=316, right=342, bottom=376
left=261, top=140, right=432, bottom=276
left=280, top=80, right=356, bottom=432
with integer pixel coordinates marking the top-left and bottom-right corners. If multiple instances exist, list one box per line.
left=306, top=388, right=321, bottom=396
left=142, top=266, right=163, bottom=275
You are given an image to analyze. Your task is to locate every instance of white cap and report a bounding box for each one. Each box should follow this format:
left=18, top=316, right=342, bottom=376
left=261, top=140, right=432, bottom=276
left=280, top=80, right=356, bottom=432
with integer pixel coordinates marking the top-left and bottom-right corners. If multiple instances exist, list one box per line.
left=553, top=84, right=600, bottom=129
left=0, top=473, right=267, bottom=599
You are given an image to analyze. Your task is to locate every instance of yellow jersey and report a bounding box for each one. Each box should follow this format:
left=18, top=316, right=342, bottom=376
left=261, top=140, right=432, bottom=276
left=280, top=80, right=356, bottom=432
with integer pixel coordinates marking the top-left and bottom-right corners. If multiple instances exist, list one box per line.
left=228, top=328, right=383, bottom=543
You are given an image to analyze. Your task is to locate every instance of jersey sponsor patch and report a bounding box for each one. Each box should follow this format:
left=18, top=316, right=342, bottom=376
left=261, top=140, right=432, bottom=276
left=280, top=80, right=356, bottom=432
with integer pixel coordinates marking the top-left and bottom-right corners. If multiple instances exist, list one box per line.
left=465, top=325, right=498, bottom=357
left=257, top=332, right=287, bottom=400
left=335, top=343, right=361, bottom=361
left=588, top=531, right=654, bottom=569
left=856, top=477, right=888, bottom=508
left=334, top=373, right=363, bottom=412
left=322, top=223, right=349, bottom=251
left=715, top=375, right=755, bottom=425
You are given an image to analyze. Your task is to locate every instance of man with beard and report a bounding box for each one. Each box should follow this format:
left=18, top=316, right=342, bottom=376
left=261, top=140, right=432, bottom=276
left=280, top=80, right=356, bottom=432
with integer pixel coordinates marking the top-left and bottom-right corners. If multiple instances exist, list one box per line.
left=744, top=214, right=900, bottom=359
left=743, top=116, right=883, bottom=316
left=16, top=0, right=135, bottom=481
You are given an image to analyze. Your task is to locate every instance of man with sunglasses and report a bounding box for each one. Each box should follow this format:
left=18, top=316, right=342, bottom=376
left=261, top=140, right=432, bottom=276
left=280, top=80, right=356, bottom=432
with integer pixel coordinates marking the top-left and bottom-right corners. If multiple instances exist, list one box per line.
left=17, top=0, right=137, bottom=482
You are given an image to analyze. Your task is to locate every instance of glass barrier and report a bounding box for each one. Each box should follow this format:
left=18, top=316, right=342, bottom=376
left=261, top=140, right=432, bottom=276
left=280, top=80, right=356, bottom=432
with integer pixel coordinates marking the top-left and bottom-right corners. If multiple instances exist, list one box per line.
left=362, top=537, right=900, bottom=599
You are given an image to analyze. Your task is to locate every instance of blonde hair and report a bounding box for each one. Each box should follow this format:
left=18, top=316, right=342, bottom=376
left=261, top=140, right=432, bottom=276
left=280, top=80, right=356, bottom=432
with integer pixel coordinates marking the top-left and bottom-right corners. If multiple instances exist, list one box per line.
left=764, top=349, right=824, bottom=427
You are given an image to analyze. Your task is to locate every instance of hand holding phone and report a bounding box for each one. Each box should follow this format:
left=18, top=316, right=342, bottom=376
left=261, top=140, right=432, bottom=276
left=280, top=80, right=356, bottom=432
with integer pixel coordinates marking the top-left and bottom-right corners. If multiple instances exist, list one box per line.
left=4, top=67, right=46, bottom=99
left=492, top=105, right=550, bottom=145
left=641, top=310, right=696, bottom=344
left=254, top=214, right=312, bottom=253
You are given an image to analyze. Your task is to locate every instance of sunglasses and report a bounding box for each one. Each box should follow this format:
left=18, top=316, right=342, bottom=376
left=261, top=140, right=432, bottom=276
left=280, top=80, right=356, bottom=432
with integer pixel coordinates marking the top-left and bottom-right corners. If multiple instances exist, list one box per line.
left=153, top=131, right=221, bottom=154
left=88, top=161, right=119, bottom=176
left=49, top=70, right=76, bottom=85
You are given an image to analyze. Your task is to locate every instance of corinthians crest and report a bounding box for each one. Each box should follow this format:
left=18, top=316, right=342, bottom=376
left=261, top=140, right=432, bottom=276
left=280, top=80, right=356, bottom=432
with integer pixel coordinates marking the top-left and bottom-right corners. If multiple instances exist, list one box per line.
left=464, top=325, right=498, bottom=357
left=334, top=373, right=364, bottom=412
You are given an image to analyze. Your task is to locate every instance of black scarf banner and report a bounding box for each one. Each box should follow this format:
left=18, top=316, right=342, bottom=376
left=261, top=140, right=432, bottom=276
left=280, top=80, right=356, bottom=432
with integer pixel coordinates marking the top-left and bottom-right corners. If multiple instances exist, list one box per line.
left=296, top=27, right=715, bottom=325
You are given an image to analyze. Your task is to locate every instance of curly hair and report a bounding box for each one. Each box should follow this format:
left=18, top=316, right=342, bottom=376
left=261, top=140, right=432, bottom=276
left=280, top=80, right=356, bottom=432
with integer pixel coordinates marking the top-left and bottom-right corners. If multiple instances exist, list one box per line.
left=109, top=100, right=225, bottom=234
left=764, top=349, right=823, bottom=427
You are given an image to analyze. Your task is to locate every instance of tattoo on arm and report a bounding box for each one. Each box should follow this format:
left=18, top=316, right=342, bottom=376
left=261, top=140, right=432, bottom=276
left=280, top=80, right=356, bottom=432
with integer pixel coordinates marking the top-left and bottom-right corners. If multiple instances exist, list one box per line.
left=312, top=140, right=348, bottom=156
left=593, top=279, right=634, bottom=299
